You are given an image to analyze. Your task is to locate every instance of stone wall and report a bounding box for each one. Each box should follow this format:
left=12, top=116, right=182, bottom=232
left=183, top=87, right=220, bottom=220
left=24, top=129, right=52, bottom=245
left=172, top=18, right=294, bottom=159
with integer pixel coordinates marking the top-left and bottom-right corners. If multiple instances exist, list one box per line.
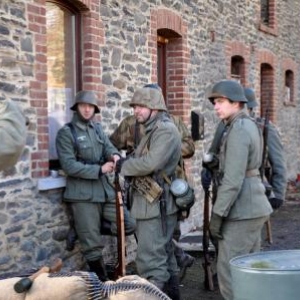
left=0, top=0, right=300, bottom=273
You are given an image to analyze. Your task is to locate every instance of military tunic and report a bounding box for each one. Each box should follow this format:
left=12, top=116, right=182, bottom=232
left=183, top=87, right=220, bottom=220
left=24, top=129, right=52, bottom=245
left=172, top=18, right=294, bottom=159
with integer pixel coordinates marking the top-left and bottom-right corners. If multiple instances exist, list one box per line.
left=209, top=117, right=287, bottom=202
left=212, top=111, right=272, bottom=300
left=120, top=112, right=181, bottom=285
left=56, top=113, right=135, bottom=261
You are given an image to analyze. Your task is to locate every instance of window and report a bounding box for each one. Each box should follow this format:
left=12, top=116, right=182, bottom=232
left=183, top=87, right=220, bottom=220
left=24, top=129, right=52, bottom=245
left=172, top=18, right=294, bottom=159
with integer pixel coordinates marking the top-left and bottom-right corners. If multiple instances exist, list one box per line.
left=157, top=36, right=167, bottom=101
left=231, top=56, right=245, bottom=85
left=261, top=0, right=270, bottom=25
left=46, top=1, right=81, bottom=169
left=260, top=63, right=274, bottom=119
left=284, top=70, right=294, bottom=104
left=259, top=0, right=277, bottom=35
left=156, top=29, right=181, bottom=107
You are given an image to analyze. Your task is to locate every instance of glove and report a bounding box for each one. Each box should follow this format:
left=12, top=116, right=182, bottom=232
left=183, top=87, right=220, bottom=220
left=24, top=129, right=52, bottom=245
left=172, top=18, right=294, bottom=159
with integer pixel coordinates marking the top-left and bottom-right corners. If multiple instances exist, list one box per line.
left=269, top=198, right=283, bottom=210
left=209, top=213, right=223, bottom=241
left=115, top=157, right=126, bottom=173
left=201, top=168, right=212, bottom=190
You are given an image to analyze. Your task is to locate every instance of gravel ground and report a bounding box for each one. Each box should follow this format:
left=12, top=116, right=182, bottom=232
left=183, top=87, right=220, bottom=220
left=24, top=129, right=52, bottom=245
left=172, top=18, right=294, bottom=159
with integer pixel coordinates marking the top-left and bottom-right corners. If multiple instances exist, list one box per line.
left=180, top=188, right=300, bottom=300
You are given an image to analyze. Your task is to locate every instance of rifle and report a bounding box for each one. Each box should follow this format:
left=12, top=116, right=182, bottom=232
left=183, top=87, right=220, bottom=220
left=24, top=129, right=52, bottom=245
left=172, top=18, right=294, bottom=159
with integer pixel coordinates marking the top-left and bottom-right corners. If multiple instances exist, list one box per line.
left=260, top=105, right=273, bottom=245
left=156, top=173, right=167, bottom=237
left=114, top=169, right=126, bottom=278
left=202, top=187, right=214, bottom=291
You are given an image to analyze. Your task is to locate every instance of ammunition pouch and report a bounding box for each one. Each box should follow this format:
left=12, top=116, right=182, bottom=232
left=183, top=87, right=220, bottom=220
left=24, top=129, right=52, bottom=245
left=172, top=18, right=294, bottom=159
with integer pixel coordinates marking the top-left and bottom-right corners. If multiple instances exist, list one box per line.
left=132, top=176, right=163, bottom=203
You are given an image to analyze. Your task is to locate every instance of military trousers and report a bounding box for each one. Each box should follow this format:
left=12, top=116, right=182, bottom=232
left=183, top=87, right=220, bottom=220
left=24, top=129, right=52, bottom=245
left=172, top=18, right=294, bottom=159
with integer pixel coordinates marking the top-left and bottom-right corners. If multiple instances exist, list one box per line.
left=135, top=213, right=178, bottom=285
left=217, top=216, right=269, bottom=300
left=71, top=201, right=136, bottom=261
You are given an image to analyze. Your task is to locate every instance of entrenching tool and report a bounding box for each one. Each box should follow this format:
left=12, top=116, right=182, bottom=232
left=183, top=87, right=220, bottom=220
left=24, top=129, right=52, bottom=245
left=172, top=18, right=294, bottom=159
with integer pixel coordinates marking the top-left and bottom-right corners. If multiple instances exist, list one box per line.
left=14, top=257, right=63, bottom=293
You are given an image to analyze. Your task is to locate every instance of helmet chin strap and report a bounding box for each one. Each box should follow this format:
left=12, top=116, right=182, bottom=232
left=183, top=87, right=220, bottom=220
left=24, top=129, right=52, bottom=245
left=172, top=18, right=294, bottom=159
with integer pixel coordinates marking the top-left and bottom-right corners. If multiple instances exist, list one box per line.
left=248, top=108, right=255, bottom=118
left=140, top=109, right=153, bottom=124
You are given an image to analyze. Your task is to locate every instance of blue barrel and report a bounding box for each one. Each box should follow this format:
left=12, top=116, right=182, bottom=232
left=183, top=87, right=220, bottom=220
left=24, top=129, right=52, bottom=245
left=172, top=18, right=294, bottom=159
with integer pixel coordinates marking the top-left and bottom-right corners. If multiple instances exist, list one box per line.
left=230, top=250, right=300, bottom=300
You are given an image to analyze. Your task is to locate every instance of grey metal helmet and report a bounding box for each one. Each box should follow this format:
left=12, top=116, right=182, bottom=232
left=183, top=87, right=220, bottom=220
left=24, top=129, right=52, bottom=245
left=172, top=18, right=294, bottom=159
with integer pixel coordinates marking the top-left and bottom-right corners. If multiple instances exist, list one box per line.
left=70, top=90, right=100, bottom=113
left=143, top=83, right=162, bottom=91
left=244, top=87, right=258, bottom=109
left=208, top=80, right=248, bottom=104
left=129, top=87, right=167, bottom=111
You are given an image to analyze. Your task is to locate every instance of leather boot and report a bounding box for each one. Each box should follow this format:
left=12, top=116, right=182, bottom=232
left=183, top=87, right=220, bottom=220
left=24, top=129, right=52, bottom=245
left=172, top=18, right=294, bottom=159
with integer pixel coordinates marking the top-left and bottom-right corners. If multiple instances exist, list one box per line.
left=65, top=227, right=77, bottom=251
left=178, top=253, right=195, bottom=282
left=167, top=275, right=181, bottom=300
left=87, top=258, right=108, bottom=281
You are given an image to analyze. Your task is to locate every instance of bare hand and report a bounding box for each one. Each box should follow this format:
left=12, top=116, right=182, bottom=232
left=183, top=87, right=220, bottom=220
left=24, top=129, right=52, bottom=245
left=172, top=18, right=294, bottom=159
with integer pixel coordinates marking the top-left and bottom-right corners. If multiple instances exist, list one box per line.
left=112, top=154, right=120, bottom=169
left=101, top=161, right=114, bottom=174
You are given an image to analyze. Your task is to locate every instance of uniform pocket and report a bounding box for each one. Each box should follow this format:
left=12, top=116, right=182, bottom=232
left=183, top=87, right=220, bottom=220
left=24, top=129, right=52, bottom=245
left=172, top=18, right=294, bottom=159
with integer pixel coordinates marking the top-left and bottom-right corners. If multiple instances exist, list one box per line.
left=65, top=177, right=92, bottom=201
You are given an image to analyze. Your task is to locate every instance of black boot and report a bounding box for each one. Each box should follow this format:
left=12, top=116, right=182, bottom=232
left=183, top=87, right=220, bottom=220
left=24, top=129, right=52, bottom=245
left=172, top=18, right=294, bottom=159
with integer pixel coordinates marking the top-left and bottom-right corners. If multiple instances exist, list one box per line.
left=65, top=227, right=77, bottom=251
left=177, top=252, right=195, bottom=282
left=87, top=258, right=108, bottom=282
left=167, top=275, right=181, bottom=300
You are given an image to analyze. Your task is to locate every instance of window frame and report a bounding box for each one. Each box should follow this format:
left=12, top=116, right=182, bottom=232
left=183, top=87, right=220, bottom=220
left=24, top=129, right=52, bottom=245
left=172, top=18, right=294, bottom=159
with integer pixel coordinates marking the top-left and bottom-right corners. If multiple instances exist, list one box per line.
left=47, top=0, right=82, bottom=91
left=284, top=70, right=295, bottom=106
left=157, top=38, right=167, bottom=102
left=230, top=55, right=245, bottom=86
left=259, top=0, right=278, bottom=36
left=46, top=0, right=82, bottom=170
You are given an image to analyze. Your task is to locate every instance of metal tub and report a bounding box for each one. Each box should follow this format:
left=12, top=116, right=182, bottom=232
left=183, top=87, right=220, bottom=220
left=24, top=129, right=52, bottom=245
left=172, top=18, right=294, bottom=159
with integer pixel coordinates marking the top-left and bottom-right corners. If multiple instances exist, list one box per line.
left=230, top=250, right=300, bottom=300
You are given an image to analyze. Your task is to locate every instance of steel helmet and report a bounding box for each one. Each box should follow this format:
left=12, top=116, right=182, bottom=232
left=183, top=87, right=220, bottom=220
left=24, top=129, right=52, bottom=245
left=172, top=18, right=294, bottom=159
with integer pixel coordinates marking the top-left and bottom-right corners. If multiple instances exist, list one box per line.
left=208, top=80, right=248, bottom=104
left=70, top=90, right=100, bottom=113
left=129, top=87, right=167, bottom=111
left=244, top=87, right=258, bottom=109
left=143, top=83, right=162, bottom=91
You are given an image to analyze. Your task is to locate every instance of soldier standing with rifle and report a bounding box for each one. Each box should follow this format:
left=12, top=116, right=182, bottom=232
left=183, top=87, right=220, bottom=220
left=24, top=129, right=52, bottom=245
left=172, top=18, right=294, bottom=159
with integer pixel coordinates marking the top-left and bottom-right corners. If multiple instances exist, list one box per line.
left=110, top=83, right=195, bottom=282
left=115, top=86, right=182, bottom=300
left=56, top=91, right=136, bottom=281
left=244, top=87, right=287, bottom=211
left=203, top=80, right=273, bottom=300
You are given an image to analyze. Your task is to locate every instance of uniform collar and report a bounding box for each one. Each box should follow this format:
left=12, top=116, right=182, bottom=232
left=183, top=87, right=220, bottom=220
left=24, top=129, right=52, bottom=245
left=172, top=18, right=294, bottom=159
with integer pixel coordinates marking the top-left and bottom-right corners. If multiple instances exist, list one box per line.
left=144, top=111, right=166, bottom=133
left=224, top=109, right=247, bottom=126
left=72, top=113, right=95, bottom=130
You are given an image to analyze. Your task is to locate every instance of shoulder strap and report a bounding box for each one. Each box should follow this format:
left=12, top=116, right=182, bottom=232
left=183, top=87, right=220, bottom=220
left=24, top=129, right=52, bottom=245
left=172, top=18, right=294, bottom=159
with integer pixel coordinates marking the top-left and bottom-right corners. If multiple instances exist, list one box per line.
left=93, top=122, right=104, bottom=140
left=66, top=122, right=79, bottom=155
left=138, top=123, right=160, bottom=156
left=134, top=120, right=140, bottom=149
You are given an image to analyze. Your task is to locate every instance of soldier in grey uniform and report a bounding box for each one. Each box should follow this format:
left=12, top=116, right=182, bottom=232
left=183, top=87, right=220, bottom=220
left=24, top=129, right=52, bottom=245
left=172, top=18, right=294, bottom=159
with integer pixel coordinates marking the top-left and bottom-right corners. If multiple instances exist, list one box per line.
left=116, top=86, right=182, bottom=300
left=202, top=88, right=287, bottom=212
left=110, top=83, right=195, bottom=282
left=206, top=80, right=273, bottom=300
left=244, top=87, right=287, bottom=209
left=0, top=99, right=26, bottom=171
left=56, top=91, right=135, bottom=281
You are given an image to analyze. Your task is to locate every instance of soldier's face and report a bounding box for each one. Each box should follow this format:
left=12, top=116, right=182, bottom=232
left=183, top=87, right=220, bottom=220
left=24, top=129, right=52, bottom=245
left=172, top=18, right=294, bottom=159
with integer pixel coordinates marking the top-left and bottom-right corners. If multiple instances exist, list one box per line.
left=133, top=105, right=152, bottom=123
left=77, top=103, right=95, bottom=120
left=213, top=97, right=240, bottom=120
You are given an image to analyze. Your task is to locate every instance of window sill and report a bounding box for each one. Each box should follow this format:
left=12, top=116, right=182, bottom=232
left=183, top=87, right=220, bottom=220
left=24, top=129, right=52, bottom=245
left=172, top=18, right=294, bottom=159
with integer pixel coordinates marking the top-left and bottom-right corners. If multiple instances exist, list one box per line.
left=283, top=101, right=296, bottom=107
left=258, top=23, right=278, bottom=36
left=38, top=176, right=66, bottom=191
